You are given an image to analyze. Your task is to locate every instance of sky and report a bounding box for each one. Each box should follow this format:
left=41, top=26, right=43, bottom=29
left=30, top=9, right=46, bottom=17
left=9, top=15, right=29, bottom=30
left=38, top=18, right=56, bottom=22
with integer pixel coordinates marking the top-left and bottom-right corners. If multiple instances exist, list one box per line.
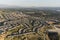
left=0, top=0, right=60, bottom=7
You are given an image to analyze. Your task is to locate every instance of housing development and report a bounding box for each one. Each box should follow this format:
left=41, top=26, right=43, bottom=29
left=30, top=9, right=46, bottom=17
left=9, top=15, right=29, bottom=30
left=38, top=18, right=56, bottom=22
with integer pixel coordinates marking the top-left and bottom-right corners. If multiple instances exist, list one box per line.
left=0, top=8, right=60, bottom=40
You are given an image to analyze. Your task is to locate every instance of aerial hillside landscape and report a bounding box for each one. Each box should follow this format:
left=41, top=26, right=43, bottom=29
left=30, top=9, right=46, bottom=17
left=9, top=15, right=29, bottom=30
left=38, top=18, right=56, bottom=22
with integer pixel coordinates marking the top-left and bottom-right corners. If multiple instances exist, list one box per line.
left=0, top=8, right=59, bottom=40
left=0, top=0, right=60, bottom=40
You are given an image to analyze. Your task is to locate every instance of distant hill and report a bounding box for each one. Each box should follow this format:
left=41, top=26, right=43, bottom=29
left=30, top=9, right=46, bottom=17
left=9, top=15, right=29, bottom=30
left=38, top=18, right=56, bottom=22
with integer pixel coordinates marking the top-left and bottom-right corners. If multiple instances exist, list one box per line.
left=0, top=4, right=60, bottom=11
left=0, top=4, right=22, bottom=8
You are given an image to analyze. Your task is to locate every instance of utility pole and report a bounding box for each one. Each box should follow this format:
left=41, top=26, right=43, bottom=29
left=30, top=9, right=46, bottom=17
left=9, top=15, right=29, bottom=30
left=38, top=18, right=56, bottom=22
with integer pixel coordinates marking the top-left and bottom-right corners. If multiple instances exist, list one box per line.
left=44, top=31, right=47, bottom=40
left=44, top=32, right=46, bottom=40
